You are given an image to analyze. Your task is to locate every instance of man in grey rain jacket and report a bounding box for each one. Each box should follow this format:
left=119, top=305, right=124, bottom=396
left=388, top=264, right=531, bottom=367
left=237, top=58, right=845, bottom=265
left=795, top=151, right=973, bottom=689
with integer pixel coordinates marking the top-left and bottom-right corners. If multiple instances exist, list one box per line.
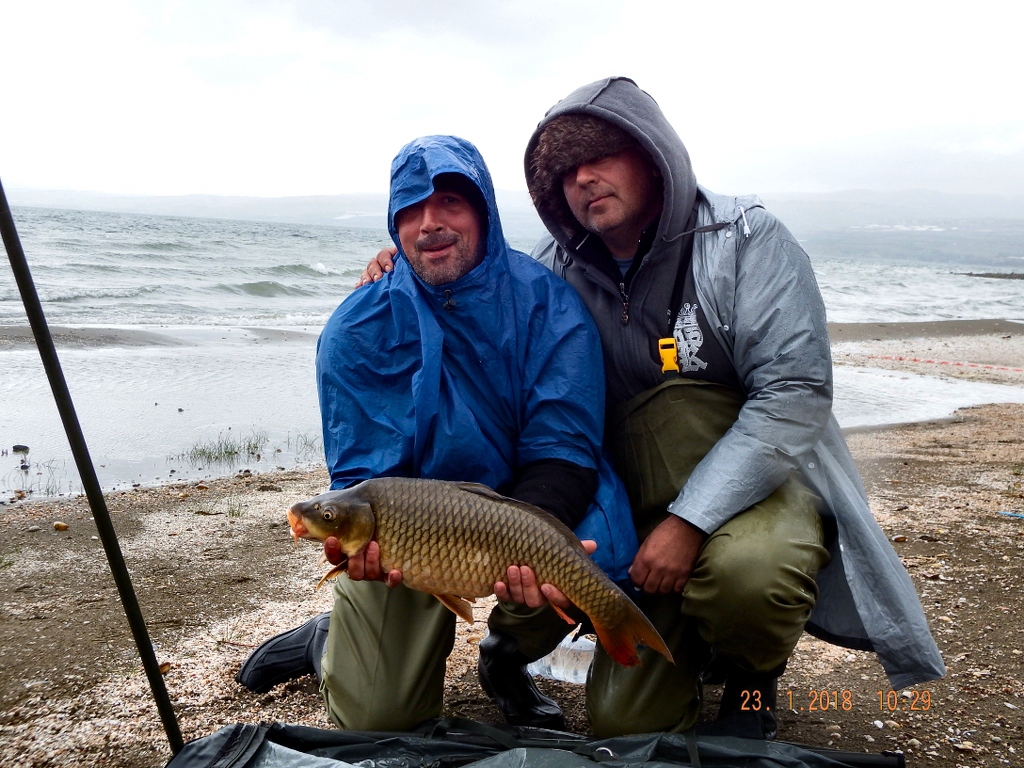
left=357, top=78, right=944, bottom=739
left=520, top=77, right=944, bottom=737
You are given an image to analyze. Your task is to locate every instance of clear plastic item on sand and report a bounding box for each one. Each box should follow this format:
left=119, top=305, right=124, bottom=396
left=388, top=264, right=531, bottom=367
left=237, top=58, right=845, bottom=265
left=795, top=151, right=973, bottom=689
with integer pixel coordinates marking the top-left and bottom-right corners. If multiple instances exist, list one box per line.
left=526, top=631, right=595, bottom=684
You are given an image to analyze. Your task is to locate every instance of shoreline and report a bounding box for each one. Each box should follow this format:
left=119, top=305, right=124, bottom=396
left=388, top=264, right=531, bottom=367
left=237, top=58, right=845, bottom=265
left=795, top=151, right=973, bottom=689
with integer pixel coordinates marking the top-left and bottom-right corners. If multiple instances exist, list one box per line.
left=831, top=321, right=1024, bottom=388
left=1, top=318, right=1022, bottom=349
left=2, top=319, right=1022, bottom=501
left=2, top=317, right=1023, bottom=763
left=828, top=318, right=1024, bottom=342
left=1, top=403, right=1022, bottom=766
left=0, top=324, right=322, bottom=349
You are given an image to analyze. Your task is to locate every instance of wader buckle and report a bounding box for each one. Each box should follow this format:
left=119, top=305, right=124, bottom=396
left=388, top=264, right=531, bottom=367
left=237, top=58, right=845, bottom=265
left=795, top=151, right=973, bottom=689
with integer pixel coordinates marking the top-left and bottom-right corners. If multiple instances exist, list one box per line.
left=659, top=337, right=680, bottom=376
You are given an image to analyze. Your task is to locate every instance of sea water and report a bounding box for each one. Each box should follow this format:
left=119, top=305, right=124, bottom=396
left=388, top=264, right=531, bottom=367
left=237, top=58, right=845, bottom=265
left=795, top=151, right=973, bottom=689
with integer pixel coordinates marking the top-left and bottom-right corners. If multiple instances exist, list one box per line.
left=2, top=206, right=1023, bottom=497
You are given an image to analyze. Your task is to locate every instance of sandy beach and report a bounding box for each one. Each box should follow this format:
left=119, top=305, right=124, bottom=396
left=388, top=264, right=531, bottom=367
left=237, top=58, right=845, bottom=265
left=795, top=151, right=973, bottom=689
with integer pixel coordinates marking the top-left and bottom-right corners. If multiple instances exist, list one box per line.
left=831, top=319, right=1024, bottom=388
left=1, top=322, right=1023, bottom=767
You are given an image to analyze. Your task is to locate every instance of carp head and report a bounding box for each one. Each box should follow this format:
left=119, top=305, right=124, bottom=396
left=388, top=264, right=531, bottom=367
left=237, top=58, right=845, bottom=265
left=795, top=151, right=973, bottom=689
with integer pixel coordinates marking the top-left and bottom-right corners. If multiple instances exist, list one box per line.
left=287, top=488, right=376, bottom=557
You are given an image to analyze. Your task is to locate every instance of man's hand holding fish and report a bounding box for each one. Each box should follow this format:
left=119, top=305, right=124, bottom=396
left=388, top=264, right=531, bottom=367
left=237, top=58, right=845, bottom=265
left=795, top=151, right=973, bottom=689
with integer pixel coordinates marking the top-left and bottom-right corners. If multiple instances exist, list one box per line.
left=325, top=531, right=597, bottom=612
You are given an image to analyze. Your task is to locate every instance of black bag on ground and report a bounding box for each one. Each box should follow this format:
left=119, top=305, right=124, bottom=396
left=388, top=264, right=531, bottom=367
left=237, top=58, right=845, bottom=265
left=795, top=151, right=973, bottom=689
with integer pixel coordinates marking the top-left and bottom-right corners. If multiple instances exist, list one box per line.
left=164, top=718, right=904, bottom=768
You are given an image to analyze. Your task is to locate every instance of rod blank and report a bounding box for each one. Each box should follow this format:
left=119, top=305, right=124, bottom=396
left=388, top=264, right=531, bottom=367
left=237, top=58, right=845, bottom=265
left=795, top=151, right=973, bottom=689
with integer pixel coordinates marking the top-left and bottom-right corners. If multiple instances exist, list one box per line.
left=0, top=178, right=184, bottom=755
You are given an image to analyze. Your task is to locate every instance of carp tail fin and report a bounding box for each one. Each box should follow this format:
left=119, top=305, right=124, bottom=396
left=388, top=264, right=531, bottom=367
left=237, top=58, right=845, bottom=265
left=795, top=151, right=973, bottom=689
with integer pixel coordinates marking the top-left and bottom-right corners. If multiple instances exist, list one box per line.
left=593, top=604, right=674, bottom=668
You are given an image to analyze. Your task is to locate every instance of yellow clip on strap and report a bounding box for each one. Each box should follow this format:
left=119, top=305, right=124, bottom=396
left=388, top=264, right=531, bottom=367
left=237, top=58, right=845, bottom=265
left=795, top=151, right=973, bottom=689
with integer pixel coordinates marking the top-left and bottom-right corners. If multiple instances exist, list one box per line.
left=659, top=337, right=680, bottom=374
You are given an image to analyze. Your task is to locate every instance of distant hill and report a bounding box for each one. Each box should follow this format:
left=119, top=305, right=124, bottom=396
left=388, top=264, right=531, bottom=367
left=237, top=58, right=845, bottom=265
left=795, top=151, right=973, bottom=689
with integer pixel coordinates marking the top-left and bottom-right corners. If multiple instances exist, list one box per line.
left=760, top=190, right=1024, bottom=268
left=9, top=187, right=1024, bottom=268
left=7, top=188, right=548, bottom=242
left=760, top=189, right=1024, bottom=233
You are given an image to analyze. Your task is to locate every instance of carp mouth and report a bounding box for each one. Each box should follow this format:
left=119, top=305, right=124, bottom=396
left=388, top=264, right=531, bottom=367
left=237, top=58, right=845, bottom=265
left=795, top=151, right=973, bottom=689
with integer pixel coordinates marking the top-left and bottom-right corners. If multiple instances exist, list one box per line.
left=287, top=508, right=309, bottom=543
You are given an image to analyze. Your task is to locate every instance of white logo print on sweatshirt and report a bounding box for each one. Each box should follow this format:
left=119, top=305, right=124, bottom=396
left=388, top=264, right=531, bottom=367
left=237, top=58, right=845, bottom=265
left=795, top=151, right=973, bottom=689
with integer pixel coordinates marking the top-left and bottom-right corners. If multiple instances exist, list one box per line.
left=673, top=303, right=707, bottom=372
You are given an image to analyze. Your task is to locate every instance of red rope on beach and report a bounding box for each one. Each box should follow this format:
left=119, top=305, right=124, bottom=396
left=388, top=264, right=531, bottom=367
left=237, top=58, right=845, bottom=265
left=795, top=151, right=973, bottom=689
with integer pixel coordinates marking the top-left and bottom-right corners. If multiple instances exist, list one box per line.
left=867, top=355, right=1024, bottom=373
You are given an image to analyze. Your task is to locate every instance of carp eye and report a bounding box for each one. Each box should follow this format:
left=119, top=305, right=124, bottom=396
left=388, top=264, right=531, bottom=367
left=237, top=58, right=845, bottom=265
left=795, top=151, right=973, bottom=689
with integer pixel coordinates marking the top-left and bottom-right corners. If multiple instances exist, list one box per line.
left=322, top=510, right=335, bottom=521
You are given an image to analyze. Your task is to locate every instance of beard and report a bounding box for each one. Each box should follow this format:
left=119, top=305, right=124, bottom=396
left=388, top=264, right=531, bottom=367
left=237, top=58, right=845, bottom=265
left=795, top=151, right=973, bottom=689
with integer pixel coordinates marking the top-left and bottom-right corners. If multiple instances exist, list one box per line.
left=407, top=232, right=483, bottom=286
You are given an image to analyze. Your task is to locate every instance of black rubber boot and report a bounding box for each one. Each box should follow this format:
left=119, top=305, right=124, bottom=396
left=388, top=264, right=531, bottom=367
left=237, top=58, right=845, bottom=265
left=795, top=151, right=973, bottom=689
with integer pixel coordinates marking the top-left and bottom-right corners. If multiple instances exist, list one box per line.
left=477, top=631, right=566, bottom=730
left=235, top=612, right=331, bottom=693
left=700, top=652, right=732, bottom=686
left=716, top=670, right=779, bottom=740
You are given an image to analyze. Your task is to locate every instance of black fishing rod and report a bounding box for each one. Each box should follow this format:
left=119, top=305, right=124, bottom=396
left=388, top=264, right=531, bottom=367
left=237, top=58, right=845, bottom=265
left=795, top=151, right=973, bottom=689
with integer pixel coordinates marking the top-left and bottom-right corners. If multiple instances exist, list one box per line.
left=0, top=178, right=184, bottom=755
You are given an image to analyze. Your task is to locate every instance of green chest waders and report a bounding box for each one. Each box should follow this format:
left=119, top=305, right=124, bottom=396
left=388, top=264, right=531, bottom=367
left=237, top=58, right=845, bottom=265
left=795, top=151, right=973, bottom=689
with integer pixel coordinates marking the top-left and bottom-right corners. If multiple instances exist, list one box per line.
left=608, top=378, right=746, bottom=541
left=587, top=378, right=829, bottom=738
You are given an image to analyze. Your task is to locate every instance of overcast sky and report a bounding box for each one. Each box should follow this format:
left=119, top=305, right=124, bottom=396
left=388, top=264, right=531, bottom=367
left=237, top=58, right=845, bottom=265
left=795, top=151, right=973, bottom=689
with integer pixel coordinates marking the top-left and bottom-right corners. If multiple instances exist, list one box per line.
left=3, top=0, right=1023, bottom=198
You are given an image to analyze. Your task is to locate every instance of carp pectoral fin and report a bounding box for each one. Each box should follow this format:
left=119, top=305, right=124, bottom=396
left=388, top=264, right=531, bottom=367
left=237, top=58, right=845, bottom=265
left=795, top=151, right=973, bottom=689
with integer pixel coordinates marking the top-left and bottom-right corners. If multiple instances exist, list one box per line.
left=592, top=605, right=675, bottom=668
left=315, top=562, right=348, bottom=591
left=434, top=594, right=475, bottom=623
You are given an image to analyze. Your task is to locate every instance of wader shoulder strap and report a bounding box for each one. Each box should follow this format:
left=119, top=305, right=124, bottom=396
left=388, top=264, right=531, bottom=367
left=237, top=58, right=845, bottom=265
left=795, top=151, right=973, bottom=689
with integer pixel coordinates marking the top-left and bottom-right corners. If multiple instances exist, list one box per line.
left=665, top=221, right=728, bottom=336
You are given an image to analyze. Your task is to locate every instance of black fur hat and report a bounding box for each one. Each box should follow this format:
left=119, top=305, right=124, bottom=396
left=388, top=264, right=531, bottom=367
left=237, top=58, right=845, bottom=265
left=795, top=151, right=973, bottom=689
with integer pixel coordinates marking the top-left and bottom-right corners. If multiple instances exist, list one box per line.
left=526, top=114, right=639, bottom=237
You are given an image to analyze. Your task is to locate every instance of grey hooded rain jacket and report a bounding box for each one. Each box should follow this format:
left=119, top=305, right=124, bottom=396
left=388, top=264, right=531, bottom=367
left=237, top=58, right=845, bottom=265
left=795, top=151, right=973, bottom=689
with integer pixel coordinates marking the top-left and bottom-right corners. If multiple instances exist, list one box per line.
left=526, top=77, right=944, bottom=689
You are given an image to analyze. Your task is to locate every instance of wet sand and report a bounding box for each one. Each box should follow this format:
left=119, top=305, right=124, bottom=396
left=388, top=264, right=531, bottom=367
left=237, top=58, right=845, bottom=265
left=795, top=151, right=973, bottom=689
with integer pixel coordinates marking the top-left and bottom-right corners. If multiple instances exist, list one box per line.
left=0, top=325, right=322, bottom=349
left=831, top=320, right=1024, bottom=388
left=3, top=318, right=1020, bottom=343
left=828, top=319, right=1024, bottom=343
left=0, top=325, right=184, bottom=349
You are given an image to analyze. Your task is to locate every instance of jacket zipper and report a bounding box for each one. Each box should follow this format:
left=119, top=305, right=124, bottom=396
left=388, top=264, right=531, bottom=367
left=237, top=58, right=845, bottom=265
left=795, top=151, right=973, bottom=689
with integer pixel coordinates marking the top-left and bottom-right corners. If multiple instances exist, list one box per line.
left=574, top=258, right=648, bottom=391
left=618, top=279, right=647, bottom=387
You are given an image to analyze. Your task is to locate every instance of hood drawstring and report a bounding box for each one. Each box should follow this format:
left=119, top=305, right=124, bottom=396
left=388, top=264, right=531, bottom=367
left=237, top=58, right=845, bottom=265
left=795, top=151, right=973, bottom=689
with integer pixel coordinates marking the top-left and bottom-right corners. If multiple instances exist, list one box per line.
left=738, top=205, right=752, bottom=238
left=662, top=204, right=764, bottom=244
left=663, top=221, right=729, bottom=243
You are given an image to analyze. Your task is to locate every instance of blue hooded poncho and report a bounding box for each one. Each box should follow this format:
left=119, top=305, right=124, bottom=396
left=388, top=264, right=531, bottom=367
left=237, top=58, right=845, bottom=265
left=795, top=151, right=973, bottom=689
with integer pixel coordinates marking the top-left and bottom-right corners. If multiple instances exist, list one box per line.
left=316, top=135, right=637, bottom=581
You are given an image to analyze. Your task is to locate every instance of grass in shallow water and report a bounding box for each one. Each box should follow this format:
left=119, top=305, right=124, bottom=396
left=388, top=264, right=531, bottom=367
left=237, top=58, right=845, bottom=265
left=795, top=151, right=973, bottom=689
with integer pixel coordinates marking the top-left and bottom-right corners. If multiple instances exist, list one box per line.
left=177, top=429, right=269, bottom=467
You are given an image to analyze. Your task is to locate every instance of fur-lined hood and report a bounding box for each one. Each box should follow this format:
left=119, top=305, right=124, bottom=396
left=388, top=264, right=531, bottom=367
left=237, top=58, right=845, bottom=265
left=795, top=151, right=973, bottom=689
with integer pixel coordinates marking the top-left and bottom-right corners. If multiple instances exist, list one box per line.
left=525, top=77, right=697, bottom=249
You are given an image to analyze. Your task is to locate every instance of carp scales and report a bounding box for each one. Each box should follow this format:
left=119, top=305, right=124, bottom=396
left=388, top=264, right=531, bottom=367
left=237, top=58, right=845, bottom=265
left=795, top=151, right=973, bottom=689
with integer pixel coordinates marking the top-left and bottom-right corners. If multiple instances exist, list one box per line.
left=287, top=476, right=672, bottom=668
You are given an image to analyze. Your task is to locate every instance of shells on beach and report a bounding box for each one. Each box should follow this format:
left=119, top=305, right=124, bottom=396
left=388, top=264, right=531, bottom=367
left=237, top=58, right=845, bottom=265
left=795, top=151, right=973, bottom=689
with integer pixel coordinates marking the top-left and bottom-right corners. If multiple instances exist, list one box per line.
left=53, top=521, right=69, bottom=531
left=27, top=525, right=40, bottom=532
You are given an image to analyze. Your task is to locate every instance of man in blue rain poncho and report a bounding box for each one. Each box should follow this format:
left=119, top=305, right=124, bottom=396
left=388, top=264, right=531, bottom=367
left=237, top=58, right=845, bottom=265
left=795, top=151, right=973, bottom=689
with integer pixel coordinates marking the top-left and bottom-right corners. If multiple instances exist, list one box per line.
left=237, top=135, right=637, bottom=732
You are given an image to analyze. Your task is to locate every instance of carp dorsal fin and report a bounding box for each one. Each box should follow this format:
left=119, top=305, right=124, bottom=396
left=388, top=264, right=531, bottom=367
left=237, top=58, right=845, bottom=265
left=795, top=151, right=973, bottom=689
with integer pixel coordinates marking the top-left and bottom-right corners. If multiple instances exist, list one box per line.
left=452, top=481, right=563, bottom=520
left=452, top=481, right=507, bottom=500
left=434, top=593, right=475, bottom=623
left=452, top=482, right=587, bottom=553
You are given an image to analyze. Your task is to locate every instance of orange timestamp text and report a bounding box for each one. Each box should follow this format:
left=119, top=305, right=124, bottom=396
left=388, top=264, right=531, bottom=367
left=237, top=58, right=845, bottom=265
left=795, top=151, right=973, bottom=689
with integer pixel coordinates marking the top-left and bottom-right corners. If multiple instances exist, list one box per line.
left=738, top=689, right=933, bottom=712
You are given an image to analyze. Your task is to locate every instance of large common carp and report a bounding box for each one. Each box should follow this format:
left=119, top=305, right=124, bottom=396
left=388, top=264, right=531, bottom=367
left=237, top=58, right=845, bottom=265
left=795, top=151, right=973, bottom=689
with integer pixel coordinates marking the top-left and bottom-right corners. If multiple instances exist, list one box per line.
left=287, top=477, right=672, bottom=668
